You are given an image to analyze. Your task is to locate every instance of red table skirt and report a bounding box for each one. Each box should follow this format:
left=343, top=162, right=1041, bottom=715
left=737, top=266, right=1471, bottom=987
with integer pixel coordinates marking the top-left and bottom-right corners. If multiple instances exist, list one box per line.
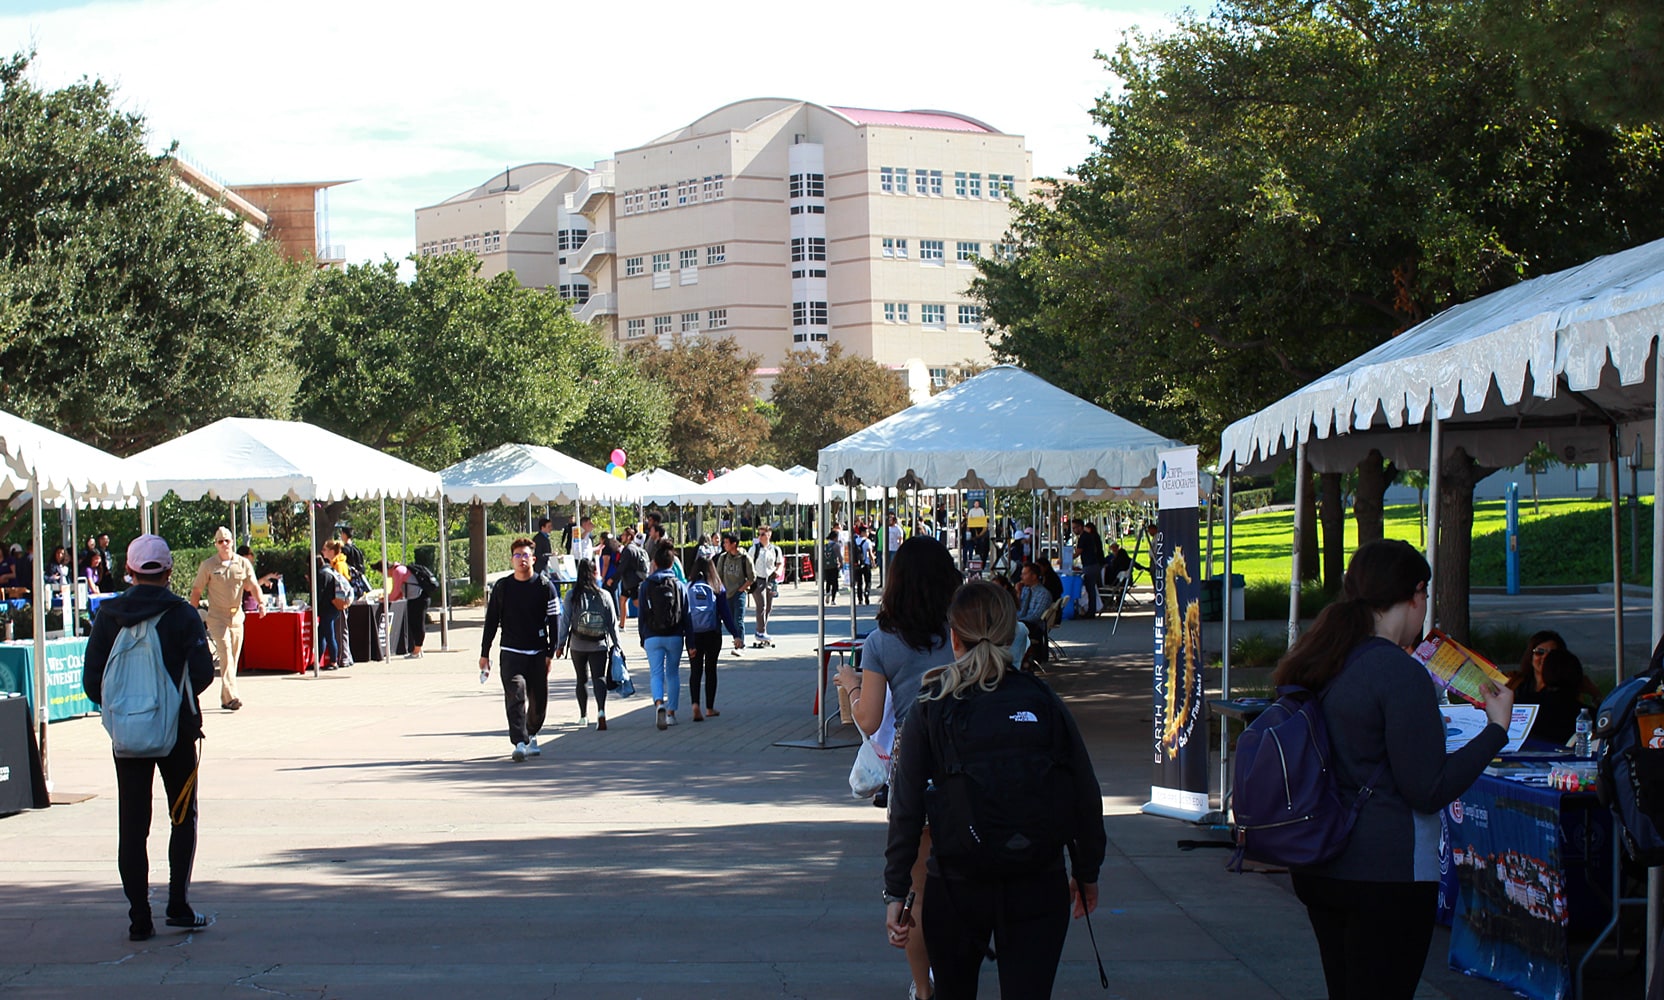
left=239, top=611, right=314, bottom=674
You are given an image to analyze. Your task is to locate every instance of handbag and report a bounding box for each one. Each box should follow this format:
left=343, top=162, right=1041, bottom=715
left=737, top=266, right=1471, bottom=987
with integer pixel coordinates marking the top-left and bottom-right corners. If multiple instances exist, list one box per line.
left=848, top=735, right=891, bottom=798
left=609, top=646, right=635, bottom=698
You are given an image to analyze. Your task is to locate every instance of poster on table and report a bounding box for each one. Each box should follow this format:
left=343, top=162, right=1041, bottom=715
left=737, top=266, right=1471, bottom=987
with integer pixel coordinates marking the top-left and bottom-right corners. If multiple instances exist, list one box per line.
left=1144, top=446, right=1208, bottom=821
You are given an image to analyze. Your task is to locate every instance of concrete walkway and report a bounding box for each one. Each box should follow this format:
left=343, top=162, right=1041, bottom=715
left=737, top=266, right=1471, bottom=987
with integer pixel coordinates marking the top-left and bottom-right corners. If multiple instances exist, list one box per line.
left=0, top=581, right=1634, bottom=998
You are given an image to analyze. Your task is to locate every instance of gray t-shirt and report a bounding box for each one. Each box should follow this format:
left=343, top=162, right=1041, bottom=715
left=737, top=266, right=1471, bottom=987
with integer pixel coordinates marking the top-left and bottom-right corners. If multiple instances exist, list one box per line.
left=1301, top=637, right=1506, bottom=882
left=861, top=626, right=954, bottom=729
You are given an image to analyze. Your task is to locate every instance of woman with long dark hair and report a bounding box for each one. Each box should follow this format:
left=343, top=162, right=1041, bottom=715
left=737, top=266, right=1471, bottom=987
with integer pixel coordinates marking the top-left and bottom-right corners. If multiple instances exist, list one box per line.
left=1276, top=539, right=1513, bottom=999
left=555, top=558, right=623, bottom=731
left=835, top=534, right=961, bottom=1000
left=884, top=580, right=1105, bottom=999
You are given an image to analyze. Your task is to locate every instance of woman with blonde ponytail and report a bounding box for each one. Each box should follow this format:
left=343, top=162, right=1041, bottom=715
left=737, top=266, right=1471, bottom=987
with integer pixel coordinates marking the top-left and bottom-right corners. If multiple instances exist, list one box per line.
left=884, top=580, right=1106, bottom=999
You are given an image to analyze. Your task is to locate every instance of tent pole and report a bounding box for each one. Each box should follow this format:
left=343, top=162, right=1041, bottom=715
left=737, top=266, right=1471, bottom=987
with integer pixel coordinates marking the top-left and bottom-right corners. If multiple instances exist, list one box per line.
left=380, top=496, right=390, bottom=661
left=816, top=485, right=828, bottom=747
left=401, top=500, right=408, bottom=563
left=1426, top=400, right=1442, bottom=636
left=67, top=488, right=78, bottom=639
left=1288, top=437, right=1305, bottom=649
left=1609, top=427, right=1626, bottom=681
left=1220, top=464, right=1235, bottom=817
left=30, top=472, right=47, bottom=782
left=139, top=495, right=151, bottom=534
left=438, top=495, right=451, bottom=652
left=1650, top=359, right=1664, bottom=986
left=308, top=500, right=319, bottom=678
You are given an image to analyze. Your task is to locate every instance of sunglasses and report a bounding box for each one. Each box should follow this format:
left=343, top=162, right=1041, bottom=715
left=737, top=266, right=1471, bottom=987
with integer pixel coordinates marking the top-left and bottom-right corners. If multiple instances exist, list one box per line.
left=1532, top=647, right=1553, bottom=656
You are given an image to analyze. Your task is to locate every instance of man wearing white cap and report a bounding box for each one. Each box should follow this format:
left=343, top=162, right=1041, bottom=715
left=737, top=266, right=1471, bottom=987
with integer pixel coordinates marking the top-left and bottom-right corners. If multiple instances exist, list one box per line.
left=188, top=527, right=264, bottom=711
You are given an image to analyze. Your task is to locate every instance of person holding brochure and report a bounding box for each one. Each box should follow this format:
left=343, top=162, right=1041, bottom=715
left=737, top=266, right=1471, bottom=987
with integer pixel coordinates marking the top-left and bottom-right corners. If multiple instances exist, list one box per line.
left=1273, top=539, right=1514, bottom=1000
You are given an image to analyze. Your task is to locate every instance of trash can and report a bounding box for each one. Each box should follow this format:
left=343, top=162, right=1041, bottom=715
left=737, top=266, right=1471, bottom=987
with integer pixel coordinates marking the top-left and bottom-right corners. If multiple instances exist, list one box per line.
left=1212, top=573, right=1245, bottom=621
left=1200, top=579, right=1223, bottom=622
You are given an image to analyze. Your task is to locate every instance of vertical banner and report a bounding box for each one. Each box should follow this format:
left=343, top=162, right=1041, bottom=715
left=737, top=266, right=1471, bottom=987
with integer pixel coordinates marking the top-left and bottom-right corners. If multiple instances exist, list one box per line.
left=1144, top=446, right=1209, bottom=821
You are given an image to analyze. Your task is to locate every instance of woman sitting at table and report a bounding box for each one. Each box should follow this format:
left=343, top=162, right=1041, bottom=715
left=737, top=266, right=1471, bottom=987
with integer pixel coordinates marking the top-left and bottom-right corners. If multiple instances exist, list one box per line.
left=43, top=545, right=71, bottom=588
left=1526, top=648, right=1593, bottom=746
left=1509, top=629, right=1601, bottom=703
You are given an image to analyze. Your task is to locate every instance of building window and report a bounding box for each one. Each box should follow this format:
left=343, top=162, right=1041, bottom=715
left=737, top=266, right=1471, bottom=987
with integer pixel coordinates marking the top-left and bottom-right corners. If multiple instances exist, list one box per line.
left=649, top=185, right=670, bottom=211
left=625, top=256, right=644, bottom=277
left=958, top=304, right=983, bottom=326
left=789, top=173, right=825, bottom=199
left=624, top=190, right=646, bottom=215
left=992, top=242, right=1017, bottom=262
left=706, top=244, right=726, bottom=265
left=681, top=312, right=701, bottom=333
left=679, top=248, right=698, bottom=270
left=969, top=173, right=982, bottom=198
left=921, top=304, right=946, bottom=328
left=790, top=204, right=826, bottom=215
left=929, top=170, right=944, bottom=196
left=793, top=301, right=828, bottom=326
left=652, top=252, right=671, bottom=273
left=558, top=283, right=591, bottom=304
left=654, top=315, right=673, bottom=337
left=557, top=229, right=587, bottom=251
left=894, top=167, right=908, bottom=195
left=483, top=230, right=502, bottom=252
left=703, top=174, right=725, bottom=200
left=791, top=237, right=827, bottom=262
left=994, top=174, right=1016, bottom=199
left=929, top=367, right=950, bottom=388
left=626, top=318, right=646, bottom=338
left=880, top=167, right=895, bottom=194
left=882, top=237, right=909, bottom=259
left=954, top=172, right=968, bottom=198
left=792, top=268, right=827, bottom=279
left=677, top=179, right=697, bottom=206
left=915, top=168, right=928, bottom=194
left=920, top=240, right=945, bottom=262
left=956, top=241, right=982, bottom=263
left=707, top=308, right=728, bottom=329
left=883, top=303, right=911, bottom=324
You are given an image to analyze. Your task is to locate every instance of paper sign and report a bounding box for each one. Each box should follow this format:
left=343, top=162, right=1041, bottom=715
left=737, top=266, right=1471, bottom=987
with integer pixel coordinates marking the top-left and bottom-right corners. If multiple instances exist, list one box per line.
left=1412, top=629, right=1511, bottom=706
left=1441, top=704, right=1540, bottom=754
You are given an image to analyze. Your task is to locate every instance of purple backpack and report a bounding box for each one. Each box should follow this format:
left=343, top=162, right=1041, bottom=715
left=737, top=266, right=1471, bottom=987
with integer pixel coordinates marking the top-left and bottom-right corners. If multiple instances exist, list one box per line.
left=1229, top=639, right=1391, bottom=872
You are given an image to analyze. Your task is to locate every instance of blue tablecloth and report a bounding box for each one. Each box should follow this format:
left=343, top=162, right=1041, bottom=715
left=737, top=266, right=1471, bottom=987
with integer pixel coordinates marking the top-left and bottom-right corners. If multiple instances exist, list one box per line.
left=1059, top=573, right=1083, bottom=619
left=1444, top=774, right=1611, bottom=1000
left=0, top=637, right=94, bottom=722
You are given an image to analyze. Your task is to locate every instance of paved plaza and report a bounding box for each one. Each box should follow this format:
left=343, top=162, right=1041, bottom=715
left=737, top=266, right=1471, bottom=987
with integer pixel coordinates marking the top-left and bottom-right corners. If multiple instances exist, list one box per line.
left=0, top=580, right=1647, bottom=998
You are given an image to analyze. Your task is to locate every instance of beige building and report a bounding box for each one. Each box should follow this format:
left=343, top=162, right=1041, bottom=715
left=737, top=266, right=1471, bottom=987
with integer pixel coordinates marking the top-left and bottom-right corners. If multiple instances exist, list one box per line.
left=415, top=99, right=1032, bottom=393
left=170, top=157, right=353, bottom=268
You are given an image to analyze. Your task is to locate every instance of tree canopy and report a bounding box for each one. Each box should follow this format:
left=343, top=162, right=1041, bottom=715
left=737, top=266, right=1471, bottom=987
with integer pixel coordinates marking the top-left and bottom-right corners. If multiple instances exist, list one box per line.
left=628, top=334, right=769, bottom=477
left=768, top=343, right=911, bottom=469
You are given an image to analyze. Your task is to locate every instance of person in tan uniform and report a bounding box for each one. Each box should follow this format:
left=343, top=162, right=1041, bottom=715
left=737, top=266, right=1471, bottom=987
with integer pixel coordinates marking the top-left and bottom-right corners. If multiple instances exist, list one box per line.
left=189, top=526, right=265, bottom=711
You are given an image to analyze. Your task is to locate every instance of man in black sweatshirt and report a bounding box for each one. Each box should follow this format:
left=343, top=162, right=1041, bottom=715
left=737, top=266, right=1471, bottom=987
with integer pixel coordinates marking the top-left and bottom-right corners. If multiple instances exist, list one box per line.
left=479, top=537, right=561, bottom=762
left=82, top=534, right=215, bottom=942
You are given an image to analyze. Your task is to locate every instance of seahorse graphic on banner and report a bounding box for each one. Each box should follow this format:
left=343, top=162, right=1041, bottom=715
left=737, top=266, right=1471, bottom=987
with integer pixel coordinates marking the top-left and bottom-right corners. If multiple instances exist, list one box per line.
left=1161, top=545, right=1203, bottom=757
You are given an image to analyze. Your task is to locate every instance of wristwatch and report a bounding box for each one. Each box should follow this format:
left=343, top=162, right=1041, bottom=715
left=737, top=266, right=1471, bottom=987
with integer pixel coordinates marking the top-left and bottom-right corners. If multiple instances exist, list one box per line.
left=882, top=891, right=907, bottom=905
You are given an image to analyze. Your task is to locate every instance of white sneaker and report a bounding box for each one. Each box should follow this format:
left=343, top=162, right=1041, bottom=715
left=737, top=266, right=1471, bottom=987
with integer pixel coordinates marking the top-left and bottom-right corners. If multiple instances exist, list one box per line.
left=666, top=711, right=678, bottom=726
left=526, top=738, right=541, bottom=756
left=511, top=742, right=527, bottom=762
left=577, top=716, right=589, bottom=728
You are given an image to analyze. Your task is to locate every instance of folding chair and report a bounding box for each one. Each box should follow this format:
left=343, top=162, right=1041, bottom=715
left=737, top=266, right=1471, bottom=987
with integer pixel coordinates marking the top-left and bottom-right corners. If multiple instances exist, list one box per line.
left=1040, top=597, right=1067, bottom=668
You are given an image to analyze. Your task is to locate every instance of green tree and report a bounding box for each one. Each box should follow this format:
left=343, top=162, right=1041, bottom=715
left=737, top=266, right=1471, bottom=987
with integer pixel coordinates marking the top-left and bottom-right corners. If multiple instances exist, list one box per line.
left=0, top=52, right=308, bottom=454
left=294, top=253, right=606, bottom=470
left=628, top=334, right=768, bottom=477
left=769, top=343, right=911, bottom=469
left=555, top=351, right=673, bottom=473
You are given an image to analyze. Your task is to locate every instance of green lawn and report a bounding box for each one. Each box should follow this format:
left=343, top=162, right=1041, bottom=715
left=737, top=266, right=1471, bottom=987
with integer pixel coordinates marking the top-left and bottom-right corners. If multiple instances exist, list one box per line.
left=1116, top=496, right=1653, bottom=587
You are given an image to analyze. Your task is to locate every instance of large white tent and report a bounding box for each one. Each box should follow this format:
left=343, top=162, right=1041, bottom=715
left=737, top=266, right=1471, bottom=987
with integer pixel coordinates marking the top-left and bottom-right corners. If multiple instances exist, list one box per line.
left=679, top=464, right=809, bottom=506
left=437, top=443, right=636, bottom=506
left=817, top=365, right=1183, bottom=491
left=128, top=418, right=446, bottom=674
left=629, top=467, right=700, bottom=507
left=0, top=410, right=148, bottom=776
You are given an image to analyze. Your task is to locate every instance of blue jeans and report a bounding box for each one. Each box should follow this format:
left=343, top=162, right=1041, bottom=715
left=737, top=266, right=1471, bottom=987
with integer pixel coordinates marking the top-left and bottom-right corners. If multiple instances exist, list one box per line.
left=644, top=635, right=683, bottom=712
left=730, top=591, right=748, bottom=637
left=317, top=607, right=340, bottom=666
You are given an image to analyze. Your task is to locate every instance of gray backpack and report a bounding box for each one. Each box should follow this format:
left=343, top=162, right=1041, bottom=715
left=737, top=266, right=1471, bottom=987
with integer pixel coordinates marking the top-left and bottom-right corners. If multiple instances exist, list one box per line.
left=100, top=612, right=195, bottom=758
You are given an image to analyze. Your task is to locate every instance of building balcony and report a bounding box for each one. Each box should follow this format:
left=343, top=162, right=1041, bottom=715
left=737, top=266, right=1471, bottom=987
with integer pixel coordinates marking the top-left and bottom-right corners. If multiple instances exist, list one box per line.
left=566, top=164, right=616, bottom=217
left=572, top=231, right=616, bottom=276
left=575, top=292, right=617, bottom=323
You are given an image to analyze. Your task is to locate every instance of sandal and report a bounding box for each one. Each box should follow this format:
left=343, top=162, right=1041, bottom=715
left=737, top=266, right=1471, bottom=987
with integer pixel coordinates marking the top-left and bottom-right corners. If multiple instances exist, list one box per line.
left=165, top=911, right=213, bottom=931
left=704, top=708, right=720, bottom=717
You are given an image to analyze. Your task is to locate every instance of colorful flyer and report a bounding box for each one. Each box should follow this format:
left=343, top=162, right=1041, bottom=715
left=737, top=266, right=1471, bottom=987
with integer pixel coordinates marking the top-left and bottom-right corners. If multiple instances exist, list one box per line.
left=1412, top=629, right=1511, bottom=706
left=1441, top=704, right=1539, bottom=754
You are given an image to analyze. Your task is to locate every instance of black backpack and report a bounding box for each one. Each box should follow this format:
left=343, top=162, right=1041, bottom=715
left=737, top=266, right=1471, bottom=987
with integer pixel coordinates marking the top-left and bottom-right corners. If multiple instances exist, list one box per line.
left=640, top=573, right=685, bottom=634
left=924, top=670, right=1080, bottom=874
left=619, top=545, right=647, bottom=590
left=409, top=563, right=440, bottom=597
left=1595, top=637, right=1664, bottom=865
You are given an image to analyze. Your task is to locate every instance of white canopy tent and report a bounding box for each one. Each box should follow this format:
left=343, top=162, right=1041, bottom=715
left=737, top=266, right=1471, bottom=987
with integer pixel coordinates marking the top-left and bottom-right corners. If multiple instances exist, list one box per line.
left=128, top=418, right=446, bottom=675
left=0, top=410, right=148, bottom=778
left=1217, top=236, right=1664, bottom=983
left=679, top=464, right=810, bottom=506
left=437, top=443, right=637, bottom=507
left=628, top=467, right=700, bottom=507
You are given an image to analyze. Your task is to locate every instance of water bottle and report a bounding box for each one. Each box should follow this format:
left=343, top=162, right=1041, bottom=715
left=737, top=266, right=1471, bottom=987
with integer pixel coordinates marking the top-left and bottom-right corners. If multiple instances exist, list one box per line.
left=277, top=577, right=287, bottom=609
left=1575, top=708, right=1593, bottom=759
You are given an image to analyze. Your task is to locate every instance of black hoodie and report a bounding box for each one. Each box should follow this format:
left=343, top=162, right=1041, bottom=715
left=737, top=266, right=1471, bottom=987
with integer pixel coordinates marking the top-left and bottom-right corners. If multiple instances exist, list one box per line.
left=82, top=583, right=214, bottom=744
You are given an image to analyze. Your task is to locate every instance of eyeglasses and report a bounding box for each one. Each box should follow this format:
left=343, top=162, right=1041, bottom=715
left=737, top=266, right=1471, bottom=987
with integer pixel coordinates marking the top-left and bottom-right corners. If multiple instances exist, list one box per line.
left=1532, top=647, right=1553, bottom=657
left=511, top=552, right=532, bottom=561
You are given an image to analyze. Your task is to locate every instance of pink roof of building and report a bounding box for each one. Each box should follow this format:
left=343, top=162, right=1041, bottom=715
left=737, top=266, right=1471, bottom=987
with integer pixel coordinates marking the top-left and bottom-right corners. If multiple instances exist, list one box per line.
left=831, top=107, right=996, bottom=133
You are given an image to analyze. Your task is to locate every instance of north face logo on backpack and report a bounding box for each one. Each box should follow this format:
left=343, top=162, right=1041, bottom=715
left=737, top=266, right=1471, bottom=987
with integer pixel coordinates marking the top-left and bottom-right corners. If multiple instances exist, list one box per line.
left=1009, top=711, right=1039, bottom=723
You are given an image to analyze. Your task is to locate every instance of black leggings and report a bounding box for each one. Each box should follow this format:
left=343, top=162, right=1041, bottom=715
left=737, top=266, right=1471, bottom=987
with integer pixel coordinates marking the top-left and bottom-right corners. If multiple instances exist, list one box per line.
left=571, top=648, right=608, bottom=717
left=924, top=867, right=1071, bottom=1000
left=1291, top=873, right=1438, bottom=999
left=823, top=568, right=840, bottom=602
left=114, top=735, right=199, bottom=928
left=689, top=630, right=721, bottom=709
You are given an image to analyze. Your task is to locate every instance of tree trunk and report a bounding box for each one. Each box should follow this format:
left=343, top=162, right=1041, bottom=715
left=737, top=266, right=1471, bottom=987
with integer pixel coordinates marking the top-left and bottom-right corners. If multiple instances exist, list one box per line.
left=1433, top=448, right=1496, bottom=644
left=319, top=500, right=349, bottom=540
left=1299, top=461, right=1320, bottom=582
left=1320, top=471, right=1345, bottom=592
left=1354, top=450, right=1388, bottom=547
left=468, top=502, right=487, bottom=586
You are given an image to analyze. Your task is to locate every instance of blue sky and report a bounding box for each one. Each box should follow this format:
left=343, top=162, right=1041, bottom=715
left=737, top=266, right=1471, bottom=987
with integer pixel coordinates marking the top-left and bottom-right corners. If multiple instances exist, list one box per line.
left=3, top=0, right=1192, bottom=268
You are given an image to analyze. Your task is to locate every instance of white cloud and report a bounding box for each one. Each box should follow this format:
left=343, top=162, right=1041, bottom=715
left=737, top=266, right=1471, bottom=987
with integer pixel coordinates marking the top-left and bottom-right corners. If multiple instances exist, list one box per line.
left=3, top=0, right=1182, bottom=268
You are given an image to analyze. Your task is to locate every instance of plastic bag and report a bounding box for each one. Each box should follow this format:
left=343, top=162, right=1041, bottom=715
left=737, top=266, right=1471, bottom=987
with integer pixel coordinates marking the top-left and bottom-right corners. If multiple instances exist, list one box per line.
left=849, top=737, right=890, bottom=798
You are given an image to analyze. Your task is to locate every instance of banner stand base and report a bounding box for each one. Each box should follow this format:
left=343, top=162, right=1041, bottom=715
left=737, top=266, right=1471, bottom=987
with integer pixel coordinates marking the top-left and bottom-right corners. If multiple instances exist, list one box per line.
left=774, top=738, right=862, bottom=750
left=1141, top=801, right=1212, bottom=823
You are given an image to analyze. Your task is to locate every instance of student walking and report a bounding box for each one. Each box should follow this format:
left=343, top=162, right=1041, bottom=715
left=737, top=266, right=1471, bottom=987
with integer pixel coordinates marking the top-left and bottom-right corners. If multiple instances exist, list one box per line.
left=637, top=544, right=689, bottom=729
left=188, top=526, right=264, bottom=710
left=82, top=534, right=216, bottom=941
left=713, top=533, right=756, bottom=641
left=748, top=526, right=782, bottom=648
left=479, top=538, right=562, bottom=762
left=555, top=558, right=623, bottom=731
left=685, top=554, right=743, bottom=720
left=821, top=528, right=845, bottom=605
left=851, top=524, right=875, bottom=604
